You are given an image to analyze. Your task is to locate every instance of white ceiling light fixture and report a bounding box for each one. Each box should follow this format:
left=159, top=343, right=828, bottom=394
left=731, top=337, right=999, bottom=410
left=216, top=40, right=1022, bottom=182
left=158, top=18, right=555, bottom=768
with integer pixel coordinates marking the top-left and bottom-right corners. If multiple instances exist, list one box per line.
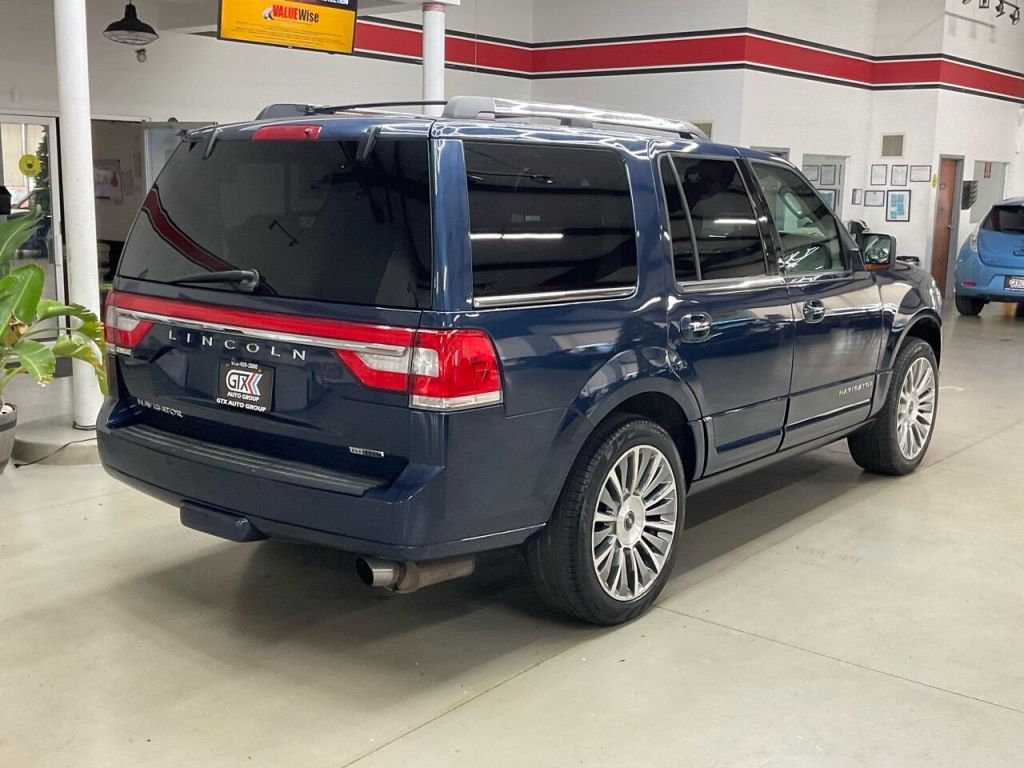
left=103, top=1, right=159, bottom=46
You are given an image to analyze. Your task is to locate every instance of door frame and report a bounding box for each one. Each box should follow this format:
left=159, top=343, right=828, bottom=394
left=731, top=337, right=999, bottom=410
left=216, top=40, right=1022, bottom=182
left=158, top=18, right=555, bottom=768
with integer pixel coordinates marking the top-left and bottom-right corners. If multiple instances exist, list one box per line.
left=934, top=155, right=965, bottom=297
left=0, top=112, right=66, bottom=307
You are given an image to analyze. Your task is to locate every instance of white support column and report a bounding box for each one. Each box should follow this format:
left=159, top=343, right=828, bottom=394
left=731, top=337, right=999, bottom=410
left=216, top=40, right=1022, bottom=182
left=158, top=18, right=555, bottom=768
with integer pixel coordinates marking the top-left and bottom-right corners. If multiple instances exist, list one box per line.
left=53, top=0, right=103, bottom=430
left=1008, top=108, right=1024, bottom=198
left=422, top=2, right=448, bottom=116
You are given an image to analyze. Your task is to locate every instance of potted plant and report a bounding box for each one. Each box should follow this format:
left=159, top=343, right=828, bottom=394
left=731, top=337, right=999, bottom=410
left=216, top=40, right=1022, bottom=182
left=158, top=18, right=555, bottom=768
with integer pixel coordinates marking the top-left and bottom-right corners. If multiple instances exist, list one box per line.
left=0, top=263, right=106, bottom=473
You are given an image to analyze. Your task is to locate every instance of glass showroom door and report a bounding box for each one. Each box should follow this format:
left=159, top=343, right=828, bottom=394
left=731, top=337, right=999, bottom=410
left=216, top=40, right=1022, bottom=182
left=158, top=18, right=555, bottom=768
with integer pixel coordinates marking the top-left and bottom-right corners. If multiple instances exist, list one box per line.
left=0, top=114, right=65, bottom=307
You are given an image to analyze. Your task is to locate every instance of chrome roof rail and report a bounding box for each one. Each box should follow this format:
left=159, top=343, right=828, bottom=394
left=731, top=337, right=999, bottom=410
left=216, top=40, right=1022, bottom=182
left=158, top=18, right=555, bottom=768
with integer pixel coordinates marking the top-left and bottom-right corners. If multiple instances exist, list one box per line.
left=442, top=96, right=709, bottom=140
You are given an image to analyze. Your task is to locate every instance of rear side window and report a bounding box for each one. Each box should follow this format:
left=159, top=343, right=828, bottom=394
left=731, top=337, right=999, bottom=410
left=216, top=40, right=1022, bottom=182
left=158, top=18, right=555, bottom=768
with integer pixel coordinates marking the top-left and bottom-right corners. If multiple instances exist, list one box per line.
left=463, top=142, right=637, bottom=299
left=983, top=205, right=1024, bottom=233
left=119, top=138, right=432, bottom=308
left=668, top=157, right=767, bottom=281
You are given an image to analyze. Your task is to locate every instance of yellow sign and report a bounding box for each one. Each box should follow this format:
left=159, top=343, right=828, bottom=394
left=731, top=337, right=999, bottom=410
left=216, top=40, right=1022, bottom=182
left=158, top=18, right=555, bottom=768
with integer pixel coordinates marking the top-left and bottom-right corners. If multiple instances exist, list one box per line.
left=18, top=154, right=41, bottom=178
left=219, top=0, right=358, bottom=55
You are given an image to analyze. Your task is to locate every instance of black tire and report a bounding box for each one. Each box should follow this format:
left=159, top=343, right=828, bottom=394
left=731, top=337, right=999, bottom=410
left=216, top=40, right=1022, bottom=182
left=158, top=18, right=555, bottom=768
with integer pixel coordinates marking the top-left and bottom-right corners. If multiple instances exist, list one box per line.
left=955, top=294, right=985, bottom=316
left=848, top=338, right=938, bottom=475
left=525, top=415, right=685, bottom=625
left=1015, top=303, right=1024, bottom=319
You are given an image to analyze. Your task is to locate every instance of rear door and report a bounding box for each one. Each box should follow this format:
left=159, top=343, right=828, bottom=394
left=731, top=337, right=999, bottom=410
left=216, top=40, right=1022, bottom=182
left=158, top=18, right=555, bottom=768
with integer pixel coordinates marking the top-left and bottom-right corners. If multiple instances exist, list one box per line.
left=748, top=160, right=885, bottom=448
left=661, top=154, right=795, bottom=475
left=109, top=124, right=434, bottom=482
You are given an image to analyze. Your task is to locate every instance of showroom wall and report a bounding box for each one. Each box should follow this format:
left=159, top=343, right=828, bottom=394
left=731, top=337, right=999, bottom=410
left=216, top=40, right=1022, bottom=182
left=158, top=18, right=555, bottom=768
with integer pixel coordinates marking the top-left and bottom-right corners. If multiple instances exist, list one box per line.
left=0, top=0, right=528, bottom=122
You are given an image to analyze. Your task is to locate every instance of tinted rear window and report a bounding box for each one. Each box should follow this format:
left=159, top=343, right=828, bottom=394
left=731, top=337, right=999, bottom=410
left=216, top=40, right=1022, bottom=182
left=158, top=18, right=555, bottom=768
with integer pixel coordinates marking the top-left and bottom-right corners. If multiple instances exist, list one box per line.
left=983, top=206, right=1024, bottom=234
left=119, top=138, right=432, bottom=308
left=464, top=142, right=637, bottom=299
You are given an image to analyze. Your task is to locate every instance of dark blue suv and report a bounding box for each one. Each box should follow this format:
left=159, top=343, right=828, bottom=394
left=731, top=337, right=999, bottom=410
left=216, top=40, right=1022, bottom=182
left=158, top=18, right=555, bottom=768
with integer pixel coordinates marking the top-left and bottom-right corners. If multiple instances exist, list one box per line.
left=98, top=97, right=942, bottom=624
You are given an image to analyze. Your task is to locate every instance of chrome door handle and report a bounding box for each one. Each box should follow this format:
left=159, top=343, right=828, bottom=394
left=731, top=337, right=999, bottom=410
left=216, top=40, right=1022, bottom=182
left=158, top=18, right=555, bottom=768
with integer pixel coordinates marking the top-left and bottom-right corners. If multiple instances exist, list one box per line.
left=681, top=313, right=712, bottom=342
left=803, top=300, right=827, bottom=324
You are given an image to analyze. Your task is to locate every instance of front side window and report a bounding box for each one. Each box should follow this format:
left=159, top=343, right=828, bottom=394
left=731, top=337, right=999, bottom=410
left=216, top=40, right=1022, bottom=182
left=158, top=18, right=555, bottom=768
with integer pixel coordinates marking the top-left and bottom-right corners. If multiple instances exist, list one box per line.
left=983, top=205, right=1024, bottom=233
left=464, top=142, right=637, bottom=299
left=752, top=163, right=846, bottom=275
left=670, top=157, right=767, bottom=281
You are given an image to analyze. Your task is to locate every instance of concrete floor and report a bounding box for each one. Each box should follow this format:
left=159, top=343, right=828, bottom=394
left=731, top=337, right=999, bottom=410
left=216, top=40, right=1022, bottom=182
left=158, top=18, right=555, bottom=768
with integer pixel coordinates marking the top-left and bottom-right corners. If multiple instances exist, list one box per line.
left=2, top=306, right=1024, bottom=767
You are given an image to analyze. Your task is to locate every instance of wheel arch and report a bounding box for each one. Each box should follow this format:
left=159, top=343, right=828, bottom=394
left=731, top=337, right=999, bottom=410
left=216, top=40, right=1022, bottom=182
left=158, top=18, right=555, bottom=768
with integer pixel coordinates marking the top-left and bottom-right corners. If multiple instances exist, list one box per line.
left=576, top=376, right=705, bottom=488
left=896, top=311, right=942, bottom=367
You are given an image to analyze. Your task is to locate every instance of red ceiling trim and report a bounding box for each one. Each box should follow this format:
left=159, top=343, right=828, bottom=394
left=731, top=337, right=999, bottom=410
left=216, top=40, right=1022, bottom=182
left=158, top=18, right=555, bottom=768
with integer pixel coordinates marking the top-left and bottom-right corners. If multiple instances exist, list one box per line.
left=352, top=19, right=1024, bottom=103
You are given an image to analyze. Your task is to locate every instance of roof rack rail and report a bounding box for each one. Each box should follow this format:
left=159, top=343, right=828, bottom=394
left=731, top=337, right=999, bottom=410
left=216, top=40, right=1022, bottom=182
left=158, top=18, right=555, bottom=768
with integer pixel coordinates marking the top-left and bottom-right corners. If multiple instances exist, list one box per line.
left=256, top=101, right=446, bottom=120
left=442, top=96, right=709, bottom=140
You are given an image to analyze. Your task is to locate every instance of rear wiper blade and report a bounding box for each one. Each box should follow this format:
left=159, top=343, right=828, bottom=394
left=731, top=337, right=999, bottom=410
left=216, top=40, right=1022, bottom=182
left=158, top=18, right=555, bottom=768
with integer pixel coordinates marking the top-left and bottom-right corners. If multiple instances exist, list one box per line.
left=171, top=269, right=261, bottom=293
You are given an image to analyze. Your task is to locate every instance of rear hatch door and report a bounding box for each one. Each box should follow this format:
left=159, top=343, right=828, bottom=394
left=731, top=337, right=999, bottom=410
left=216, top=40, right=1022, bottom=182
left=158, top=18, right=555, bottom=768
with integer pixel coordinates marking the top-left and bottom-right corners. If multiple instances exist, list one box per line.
left=108, top=119, right=434, bottom=484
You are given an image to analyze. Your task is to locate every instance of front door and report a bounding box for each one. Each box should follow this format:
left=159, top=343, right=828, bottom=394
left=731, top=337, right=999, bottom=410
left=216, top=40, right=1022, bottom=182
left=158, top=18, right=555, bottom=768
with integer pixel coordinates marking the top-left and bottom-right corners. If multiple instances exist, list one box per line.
left=931, top=158, right=960, bottom=296
left=748, top=161, right=885, bottom=447
left=660, top=154, right=795, bottom=475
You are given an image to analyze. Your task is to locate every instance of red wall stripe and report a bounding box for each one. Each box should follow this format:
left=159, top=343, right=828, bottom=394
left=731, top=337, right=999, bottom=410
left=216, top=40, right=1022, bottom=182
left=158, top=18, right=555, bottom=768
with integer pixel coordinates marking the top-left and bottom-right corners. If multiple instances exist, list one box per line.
left=352, top=20, right=1024, bottom=102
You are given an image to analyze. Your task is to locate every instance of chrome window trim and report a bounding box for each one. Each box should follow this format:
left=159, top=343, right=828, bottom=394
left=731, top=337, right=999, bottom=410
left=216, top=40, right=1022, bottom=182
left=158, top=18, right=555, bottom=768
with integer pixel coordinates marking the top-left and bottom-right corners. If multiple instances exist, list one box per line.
left=676, top=275, right=786, bottom=294
left=472, top=285, right=636, bottom=309
left=121, top=310, right=408, bottom=357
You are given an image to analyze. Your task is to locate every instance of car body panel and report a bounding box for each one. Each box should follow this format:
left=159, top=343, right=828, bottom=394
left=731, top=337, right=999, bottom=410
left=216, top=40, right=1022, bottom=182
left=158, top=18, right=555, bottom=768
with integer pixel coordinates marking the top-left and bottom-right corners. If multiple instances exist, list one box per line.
left=96, top=110, right=943, bottom=560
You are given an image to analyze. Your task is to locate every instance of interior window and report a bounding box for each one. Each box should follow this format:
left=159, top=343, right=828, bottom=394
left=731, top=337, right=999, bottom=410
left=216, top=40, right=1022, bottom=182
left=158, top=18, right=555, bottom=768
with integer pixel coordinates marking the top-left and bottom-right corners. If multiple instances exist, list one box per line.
left=659, top=157, right=698, bottom=282
left=464, top=142, right=637, bottom=299
left=752, top=163, right=846, bottom=274
left=671, top=157, right=767, bottom=280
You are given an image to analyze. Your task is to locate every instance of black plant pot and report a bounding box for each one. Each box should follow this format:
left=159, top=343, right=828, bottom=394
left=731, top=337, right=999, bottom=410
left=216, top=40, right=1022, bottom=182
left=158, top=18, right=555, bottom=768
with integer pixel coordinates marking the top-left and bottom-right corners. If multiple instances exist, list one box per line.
left=0, top=404, right=17, bottom=475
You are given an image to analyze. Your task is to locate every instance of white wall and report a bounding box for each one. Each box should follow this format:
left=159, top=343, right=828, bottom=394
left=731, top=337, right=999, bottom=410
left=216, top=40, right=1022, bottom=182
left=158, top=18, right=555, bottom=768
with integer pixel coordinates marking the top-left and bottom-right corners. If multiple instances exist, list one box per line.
left=747, top=0, right=879, bottom=52
left=0, top=0, right=528, bottom=123
left=532, top=0, right=748, bottom=41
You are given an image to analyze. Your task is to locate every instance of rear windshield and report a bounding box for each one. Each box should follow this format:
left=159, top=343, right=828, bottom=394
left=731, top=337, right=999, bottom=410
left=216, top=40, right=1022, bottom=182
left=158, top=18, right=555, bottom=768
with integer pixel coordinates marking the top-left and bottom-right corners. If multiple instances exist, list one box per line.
left=119, top=138, right=432, bottom=308
left=463, top=142, right=637, bottom=299
left=983, top=205, right=1024, bottom=234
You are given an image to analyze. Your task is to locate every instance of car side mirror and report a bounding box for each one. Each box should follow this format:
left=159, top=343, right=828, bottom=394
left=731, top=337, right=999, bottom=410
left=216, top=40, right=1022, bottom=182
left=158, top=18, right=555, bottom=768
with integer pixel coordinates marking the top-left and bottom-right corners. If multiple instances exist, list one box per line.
left=859, top=233, right=897, bottom=271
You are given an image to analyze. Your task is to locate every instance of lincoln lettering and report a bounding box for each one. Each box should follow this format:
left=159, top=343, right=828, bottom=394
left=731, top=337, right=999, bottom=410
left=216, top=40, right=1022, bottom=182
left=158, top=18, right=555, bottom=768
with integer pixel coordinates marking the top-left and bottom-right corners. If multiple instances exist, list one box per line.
left=167, top=329, right=307, bottom=361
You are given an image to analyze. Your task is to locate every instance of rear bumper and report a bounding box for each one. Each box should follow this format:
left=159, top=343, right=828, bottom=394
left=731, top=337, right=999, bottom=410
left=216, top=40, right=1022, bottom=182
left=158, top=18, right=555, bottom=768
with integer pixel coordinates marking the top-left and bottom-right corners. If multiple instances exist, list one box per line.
left=96, top=402, right=567, bottom=560
left=955, top=258, right=1024, bottom=302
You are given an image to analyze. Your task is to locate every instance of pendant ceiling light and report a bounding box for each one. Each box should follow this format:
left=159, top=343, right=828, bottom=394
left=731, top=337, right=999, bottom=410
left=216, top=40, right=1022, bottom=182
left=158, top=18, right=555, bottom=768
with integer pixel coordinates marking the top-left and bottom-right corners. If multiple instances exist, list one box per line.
left=103, top=1, right=159, bottom=46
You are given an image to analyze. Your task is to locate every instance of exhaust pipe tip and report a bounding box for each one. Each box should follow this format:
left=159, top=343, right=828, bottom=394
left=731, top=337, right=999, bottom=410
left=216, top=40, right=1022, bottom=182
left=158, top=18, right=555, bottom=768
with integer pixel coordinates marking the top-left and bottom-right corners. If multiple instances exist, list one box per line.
left=356, top=557, right=402, bottom=589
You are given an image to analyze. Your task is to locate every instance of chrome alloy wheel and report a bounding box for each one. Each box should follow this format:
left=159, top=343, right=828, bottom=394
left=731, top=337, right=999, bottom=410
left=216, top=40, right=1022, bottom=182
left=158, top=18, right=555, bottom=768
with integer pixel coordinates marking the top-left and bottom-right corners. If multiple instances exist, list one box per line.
left=591, top=445, right=678, bottom=601
left=896, top=357, right=936, bottom=460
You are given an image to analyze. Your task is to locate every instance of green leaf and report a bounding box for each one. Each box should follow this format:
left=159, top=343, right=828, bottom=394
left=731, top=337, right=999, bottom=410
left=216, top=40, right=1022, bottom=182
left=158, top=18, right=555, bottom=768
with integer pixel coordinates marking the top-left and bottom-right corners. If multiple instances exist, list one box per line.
left=33, top=300, right=105, bottom=348
left=52, top=333, right=107, bottom=395
left=0, top=207, right=43, bottom=277
left=0, top=264, right=45, bottom=337
left=10, top=337, right=55, bottom=385
left=35, top=299, right=101, bottom=325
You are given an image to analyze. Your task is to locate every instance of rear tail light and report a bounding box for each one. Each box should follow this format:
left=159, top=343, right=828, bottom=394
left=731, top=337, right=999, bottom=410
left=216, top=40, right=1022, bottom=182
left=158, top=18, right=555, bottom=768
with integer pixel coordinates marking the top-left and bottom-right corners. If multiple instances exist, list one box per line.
left=336, top=329, right=503, bottom=411
left=252, top=124, right=322, bottom=141
left=102, top=292, right=502, bottom=412
left=969, top=228, right=979, bottom=252
left=104, top=291, right=154, bottom=351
